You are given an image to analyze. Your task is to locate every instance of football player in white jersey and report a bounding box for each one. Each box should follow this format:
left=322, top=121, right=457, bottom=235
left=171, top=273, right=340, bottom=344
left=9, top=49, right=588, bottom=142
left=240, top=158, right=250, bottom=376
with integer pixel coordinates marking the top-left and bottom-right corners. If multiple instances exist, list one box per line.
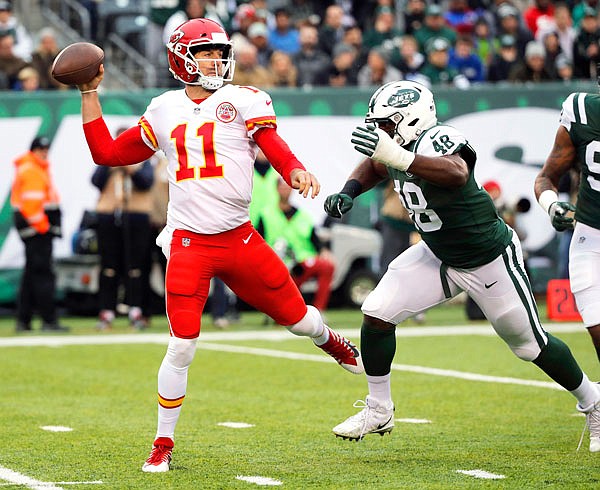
left=536, top=92, right=600, bottom=367
left=77, top=18, right=363, bottom=473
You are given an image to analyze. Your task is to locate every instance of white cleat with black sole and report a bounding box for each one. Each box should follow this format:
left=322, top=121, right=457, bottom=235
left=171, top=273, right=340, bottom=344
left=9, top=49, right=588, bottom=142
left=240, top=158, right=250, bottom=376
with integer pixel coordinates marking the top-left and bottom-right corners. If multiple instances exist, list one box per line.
left=333, top=395, right=394, bottom=441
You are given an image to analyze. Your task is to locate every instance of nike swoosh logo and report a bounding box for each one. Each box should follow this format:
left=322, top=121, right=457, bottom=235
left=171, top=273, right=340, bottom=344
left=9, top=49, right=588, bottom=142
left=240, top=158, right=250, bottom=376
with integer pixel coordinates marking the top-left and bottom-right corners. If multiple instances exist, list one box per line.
left=243, top=232, right=253, bottom=244
left=376, top=415, right=393, bottom=430
left=266, top=100, right=272, bottom=106
left=484, top=281, right=498, bottom=289
left=429, top=130, right=440, bottom=139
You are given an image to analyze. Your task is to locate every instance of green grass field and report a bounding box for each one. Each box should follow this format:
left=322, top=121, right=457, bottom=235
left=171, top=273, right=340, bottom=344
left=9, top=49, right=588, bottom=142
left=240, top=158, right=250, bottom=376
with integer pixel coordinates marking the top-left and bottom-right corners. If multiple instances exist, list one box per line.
left=1, top=303, right=599, bottom=489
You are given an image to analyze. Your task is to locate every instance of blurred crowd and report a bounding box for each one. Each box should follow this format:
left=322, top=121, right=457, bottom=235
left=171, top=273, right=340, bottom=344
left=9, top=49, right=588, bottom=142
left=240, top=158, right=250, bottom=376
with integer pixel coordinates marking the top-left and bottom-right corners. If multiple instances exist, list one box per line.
left=1, top=0, right=600, bottom=91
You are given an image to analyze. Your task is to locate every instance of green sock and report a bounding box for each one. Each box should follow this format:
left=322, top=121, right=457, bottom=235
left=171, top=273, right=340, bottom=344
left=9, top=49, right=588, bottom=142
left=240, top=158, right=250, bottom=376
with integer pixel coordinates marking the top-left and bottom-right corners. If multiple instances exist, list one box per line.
left=361, top=320, right=396, bottom=376
left=533, top=333, right=583, bottom=391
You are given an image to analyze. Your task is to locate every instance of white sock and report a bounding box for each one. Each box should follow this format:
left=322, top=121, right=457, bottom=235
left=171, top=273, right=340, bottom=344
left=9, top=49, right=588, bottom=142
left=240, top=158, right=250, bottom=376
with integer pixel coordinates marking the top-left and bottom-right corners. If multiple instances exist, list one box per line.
left=367, top=373, right=392, bottom=407
left=155, top=357, right=188, bottom=440
left=572, top=373, right=600, bottom=410
left=286, top=305, right=327, bottom=341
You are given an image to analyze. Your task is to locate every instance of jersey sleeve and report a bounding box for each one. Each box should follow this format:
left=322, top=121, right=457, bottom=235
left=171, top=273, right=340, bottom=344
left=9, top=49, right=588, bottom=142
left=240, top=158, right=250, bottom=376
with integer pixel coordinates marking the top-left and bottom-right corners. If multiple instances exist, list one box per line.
left=234, top=85, right=277, bottom=137
left=138, top=96, right=162, bottom=151
left=412, top=125, right=467, bottom=158
left=558, top=93, right=585, bottom=131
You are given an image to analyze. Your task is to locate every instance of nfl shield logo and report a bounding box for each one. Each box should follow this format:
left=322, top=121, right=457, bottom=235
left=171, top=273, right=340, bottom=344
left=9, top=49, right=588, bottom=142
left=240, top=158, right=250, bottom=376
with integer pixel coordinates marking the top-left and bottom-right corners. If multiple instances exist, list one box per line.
left=182, top=237, right=191, bottom=247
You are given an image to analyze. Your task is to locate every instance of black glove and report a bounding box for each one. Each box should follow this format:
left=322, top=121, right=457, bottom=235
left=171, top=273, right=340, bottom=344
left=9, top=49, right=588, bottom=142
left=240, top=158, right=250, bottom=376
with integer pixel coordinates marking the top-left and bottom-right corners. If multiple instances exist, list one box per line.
left=549, top=201, right=576, bottom=232
left=351, top=125, right=379, bottom=158
left=324, top=193, right=353, bottom=218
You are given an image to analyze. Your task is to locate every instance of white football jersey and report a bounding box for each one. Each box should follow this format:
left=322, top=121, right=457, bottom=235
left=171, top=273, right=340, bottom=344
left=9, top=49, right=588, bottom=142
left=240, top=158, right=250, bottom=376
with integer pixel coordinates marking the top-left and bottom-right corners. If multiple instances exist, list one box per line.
left=139, top=84, right=277, bottom=234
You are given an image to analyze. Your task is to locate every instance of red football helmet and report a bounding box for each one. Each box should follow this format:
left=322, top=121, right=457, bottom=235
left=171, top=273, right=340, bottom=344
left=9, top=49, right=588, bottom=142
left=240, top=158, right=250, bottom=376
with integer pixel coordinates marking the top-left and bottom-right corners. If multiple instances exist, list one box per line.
left=166, top=18, right=235, bottom=89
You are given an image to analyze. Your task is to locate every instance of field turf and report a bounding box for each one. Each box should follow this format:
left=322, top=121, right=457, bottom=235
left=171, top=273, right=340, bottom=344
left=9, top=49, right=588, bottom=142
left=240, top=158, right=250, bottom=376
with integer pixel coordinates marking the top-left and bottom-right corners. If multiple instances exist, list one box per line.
left=0, top=303, right=599, bottom=489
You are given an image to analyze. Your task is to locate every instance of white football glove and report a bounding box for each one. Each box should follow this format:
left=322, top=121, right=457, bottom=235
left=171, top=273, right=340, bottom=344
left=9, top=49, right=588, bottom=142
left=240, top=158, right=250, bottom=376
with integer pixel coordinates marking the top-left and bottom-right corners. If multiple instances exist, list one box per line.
left=351, top=125, right=415, bottom=172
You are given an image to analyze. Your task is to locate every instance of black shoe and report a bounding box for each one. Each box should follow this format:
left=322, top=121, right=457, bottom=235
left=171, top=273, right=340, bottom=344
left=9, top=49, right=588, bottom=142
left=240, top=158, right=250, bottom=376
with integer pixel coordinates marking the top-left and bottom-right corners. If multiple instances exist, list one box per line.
left=41, top=322, right=70, bottom=333
left=15, top=322, right=32, bottom=333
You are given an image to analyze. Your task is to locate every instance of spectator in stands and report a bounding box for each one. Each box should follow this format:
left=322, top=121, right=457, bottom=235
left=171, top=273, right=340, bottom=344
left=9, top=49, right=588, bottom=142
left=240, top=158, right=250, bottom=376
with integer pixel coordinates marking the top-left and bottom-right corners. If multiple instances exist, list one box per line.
left=572, top=0, right=599, bottom=28
left=163, top=0, right=223, bottom=48
left=0, top=1, right=32, bottom=62
left=403, top=0, right=427, bottom=35
left=420, top=37, right=470, bottom=87
left=230, top=3, right=258, bottom=49
left=11, top=136, right=68, bottom=333
left=541, top=30, right=562, bottom=78
left=362, top=6, right=403, bottom=51
left=341, top=24, right=369, bottom=67
left=91, top=128, right=154, bottom=331
left=523, top=0, right=555, bottom=37
left=448, top=34, right=485, bottom=82
left=30, top=27, right=64, bottom=90
left=496, top=3, right=534, bottom=58
left=257, top=178, right=335, bottom=314
left=269, top=50, right=298, bottom=86
left=444, top=0, right=478, bottom=33
left=315, top=42, right=359, bottom=86
left=318, top=4, right=346, bottom=57
left=358, top=46, right=403, bottom=87
left=146, top=0, right=182, bottom=64
left=414, top=4, right=458, bottom=54
left=509, top=39, right=554, bottom=82
left=555, top=52, right=574, bottom=81
left=0, top=32, right=26, bottom=90
left=247, top=21, right=273, bottom=67
left=15, top=66, right=39, bottom=91
left=537, top=3, right=575, bottom=63
left=286, top=0, right=326, bottom=28
left=268, top=7, right=300, bottom=55
left=472, top=16, right=496, bottom=67
left=232, top=43, right=273, bottom=88
left=393, top=34, right=425, bottom=76
left=573, top=6, right=600, bottom=79
left=487, top=34, right=520, bottom=82
left=293, top=24, right=330, bottom=88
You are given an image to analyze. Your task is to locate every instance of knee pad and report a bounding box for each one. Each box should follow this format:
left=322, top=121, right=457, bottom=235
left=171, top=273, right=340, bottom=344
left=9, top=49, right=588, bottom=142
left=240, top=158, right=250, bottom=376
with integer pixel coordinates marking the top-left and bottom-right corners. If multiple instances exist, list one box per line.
left=287, top=304, right=323, bottom=337
left=165, top=337, right=198, bottom=369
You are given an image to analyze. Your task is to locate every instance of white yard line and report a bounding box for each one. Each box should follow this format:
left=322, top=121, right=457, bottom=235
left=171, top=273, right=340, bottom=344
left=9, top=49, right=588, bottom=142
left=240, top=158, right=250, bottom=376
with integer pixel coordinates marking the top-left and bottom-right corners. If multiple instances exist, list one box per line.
left=0, top=324, right=579, bottom=392
left=0, top=465, right=102, bottom=488
left=0, top=323, right=584, bottom=348
left=456, top=469, right=506, bottom=480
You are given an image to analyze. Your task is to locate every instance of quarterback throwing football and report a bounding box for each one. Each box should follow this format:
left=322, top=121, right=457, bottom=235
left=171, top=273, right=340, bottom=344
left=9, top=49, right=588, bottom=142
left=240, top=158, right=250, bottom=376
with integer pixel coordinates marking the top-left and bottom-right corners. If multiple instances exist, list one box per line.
left=325, top=80, right=600, bottom=451
left=77, top=18, right=363, bottom=473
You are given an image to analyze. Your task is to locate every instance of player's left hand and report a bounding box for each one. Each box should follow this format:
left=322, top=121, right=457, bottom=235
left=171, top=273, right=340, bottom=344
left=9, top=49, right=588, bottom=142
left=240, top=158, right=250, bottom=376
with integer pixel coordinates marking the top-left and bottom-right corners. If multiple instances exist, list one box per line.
left=290, top=169, right=320, bottom=198
left=549, top=201, right=576, bottom=231
left=351, top=125, right=415, bottom=171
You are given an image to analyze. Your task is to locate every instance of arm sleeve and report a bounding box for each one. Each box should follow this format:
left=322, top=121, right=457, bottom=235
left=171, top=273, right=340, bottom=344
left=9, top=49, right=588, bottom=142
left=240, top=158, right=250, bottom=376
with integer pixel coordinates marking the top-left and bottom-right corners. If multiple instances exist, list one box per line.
left=253, top=127, right=306, bottom=187
left=83, top=117, right=156, bottom=166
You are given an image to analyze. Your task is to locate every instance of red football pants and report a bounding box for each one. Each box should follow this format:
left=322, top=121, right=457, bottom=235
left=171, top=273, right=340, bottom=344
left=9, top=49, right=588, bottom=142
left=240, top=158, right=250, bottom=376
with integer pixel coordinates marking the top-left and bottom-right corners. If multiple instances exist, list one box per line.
left=293, top=256, right=335, bottom=311
left=165, top=222, right=307, bottom=338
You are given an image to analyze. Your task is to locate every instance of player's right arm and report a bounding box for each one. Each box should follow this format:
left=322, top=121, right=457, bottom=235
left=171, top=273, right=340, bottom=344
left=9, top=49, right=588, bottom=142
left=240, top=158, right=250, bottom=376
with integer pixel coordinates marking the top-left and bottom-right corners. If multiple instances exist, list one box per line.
left=77, top=65, right=155, bottom=167
left=535, top=125, right=578, bottom=231
left=324, top=157, right=388, bottom=218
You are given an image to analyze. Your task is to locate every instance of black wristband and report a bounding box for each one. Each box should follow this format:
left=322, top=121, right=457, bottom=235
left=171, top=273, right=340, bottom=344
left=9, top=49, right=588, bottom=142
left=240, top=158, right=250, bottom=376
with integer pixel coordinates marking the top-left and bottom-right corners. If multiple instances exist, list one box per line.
left=340, top=179, right=363, bottom=199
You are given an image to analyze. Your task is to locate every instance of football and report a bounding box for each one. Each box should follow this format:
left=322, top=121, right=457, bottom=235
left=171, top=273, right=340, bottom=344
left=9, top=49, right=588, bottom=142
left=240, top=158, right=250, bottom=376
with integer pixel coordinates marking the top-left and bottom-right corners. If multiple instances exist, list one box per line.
left=51, top=42, right=104, bottom=86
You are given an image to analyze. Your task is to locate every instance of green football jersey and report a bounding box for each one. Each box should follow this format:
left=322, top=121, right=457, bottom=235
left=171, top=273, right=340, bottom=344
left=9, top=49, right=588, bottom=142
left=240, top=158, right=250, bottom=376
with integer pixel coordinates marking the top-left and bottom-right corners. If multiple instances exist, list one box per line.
left=560, top=92, right=600, bottom=229
left=387, top=124, right=512, bottom=268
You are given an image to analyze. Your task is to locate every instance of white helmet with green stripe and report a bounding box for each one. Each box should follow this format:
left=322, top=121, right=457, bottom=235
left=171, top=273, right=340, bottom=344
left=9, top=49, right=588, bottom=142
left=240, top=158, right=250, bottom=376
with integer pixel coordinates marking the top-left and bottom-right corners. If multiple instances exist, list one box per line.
left=365, top=80, right=437, bottom=146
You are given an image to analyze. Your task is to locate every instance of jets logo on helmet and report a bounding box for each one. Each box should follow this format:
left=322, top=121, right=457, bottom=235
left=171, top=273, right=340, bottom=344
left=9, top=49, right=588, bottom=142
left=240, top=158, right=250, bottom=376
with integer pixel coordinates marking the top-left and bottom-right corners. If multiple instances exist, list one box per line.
left=388, top=89, right=420, bottom=108
left=366, top=81, right=437, bottom=146
left=166, top=18, right=236, bottom=90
